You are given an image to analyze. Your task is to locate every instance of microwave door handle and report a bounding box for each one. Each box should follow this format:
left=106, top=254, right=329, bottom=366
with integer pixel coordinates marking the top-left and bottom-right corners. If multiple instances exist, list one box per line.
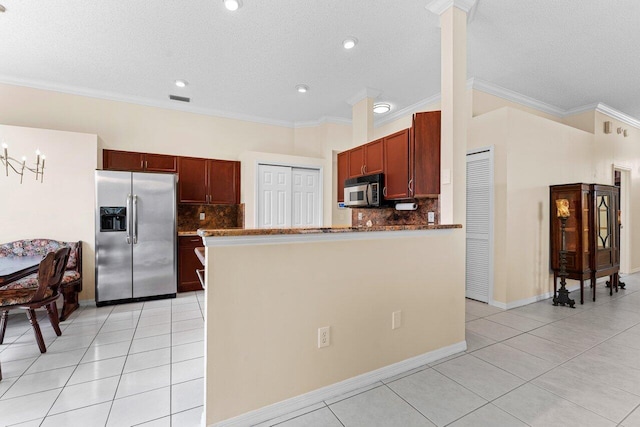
left=366, top=183, right=372, bottom=206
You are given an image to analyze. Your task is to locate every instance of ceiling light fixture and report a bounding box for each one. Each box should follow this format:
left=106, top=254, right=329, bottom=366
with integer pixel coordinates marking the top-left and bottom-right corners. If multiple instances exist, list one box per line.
left=223, top=0, right=242, bottom=11
left=174, top=79, right=188, bottom=88
left=296, top=84, right=309, bottom=93
left=343, top=37, right=358, bottom=50
left=373, top=103, right=391, bottom=114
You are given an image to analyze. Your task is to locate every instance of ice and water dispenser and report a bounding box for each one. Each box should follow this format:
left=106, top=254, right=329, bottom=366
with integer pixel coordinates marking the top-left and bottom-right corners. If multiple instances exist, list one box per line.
left=100, top=207, right=127, bottom=232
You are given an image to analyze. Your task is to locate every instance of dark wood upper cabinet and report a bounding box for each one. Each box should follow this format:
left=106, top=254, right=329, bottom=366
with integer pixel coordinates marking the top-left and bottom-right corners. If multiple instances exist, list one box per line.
left=208, top=159, right=240, bottom=204
left=348, top=146, right=365, bottom=178
left=364, top=139, right=384, bottom=175
left=103, top=150, right=145, bottom=171
left=337, top=151, right=348, bottom=203
left=346, top=139, right=384, bottom=178
left=178, top=157, right=209, bottom=204
left=178, top=157, right=241, bottom=205
left=145, top=153, right=177, bottom=172
left=103, top=149, right=177, bottom=173
left=383, top=129, right=411, bottom=200
left=412, top=111, right=441, bottom=196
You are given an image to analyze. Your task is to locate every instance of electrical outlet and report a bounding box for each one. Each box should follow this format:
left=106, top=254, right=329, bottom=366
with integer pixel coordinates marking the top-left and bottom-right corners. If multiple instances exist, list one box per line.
left=392, top=311, right=402, bottom=330
left=358, top=212, right=363, bottom=220
left=427, top=212, right=435, bottom=223
left=199, top=212, right=205, bottom=220
left=318, top=326, right=330, bottom=348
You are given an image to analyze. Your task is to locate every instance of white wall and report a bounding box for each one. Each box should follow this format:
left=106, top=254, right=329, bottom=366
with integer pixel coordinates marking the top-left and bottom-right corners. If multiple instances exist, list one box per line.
left=0, top=124, right=98, bottom=300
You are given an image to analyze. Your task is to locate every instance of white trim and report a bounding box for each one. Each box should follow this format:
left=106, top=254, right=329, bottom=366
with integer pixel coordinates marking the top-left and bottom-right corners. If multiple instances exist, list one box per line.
left=493, top=284, right=581, bottom=310
left=294, top=116, right=352, bottom=128
left=346, top=88, right=381, bottom=106
left=470, top=78, right=567, bottom=117
left=613, top=165, right=632, bottom=274
left=374, top=93, right=441, bottom=127
left=0, top=75, right=299, bottom=129
left=203, top=228, right=454, bottom=247
left=630, top=267, right=640, bottom=274
left=210, top=341, right=467, bottom=427
left=595, top=103, right=640, bottom=130
left=426, top=0, right=478, bottom=15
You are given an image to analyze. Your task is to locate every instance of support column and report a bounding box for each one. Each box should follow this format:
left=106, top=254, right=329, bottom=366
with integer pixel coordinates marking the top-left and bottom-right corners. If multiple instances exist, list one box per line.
left=427, top=0, right=474, bottom=225
left=347, top=88, right=380, bottom=145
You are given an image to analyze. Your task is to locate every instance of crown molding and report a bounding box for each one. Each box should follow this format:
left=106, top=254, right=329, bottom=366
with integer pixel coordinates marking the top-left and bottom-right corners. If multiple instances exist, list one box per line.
left=346, top=87, right=381, bottom=106
left=469, top=78, right=567, bottom=117
left=426, top=0, right=478, bottom=15
left=294, top=116, right=352, bottom=129
left=594, top=103, right=640, bottom=129
left=0, top=75, right=299, bottom=129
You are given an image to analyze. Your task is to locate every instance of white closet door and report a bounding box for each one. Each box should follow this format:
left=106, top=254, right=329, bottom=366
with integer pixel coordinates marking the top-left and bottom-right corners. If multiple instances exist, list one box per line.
left=258, top=164, right=292, bottom=228
left=466, top=149, right=493, bottom=303
left=292, top=168, right=320, bottom=228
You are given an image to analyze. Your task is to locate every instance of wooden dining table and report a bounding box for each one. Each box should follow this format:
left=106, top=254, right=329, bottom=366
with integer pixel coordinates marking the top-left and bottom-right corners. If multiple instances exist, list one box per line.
left=0, top=255, right=42, bottom=286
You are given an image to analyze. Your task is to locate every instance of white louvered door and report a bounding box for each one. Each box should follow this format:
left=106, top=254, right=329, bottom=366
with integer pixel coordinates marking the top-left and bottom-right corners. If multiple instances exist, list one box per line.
left=466, top=149, right=493, bottom=303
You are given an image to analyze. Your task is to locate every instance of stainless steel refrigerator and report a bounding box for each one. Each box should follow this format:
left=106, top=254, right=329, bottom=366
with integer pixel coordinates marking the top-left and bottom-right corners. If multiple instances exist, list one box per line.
left=95, top=170, right=177, bottom=305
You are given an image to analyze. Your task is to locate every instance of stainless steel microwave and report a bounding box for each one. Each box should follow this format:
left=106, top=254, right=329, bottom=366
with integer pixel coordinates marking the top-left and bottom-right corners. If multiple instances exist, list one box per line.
left=343, top=173, right=384, bottom=208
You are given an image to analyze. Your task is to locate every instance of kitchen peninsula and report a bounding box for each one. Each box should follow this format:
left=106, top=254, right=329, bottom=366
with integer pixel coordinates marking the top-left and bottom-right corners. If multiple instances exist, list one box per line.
left=198, top=224, right=465, bottom=426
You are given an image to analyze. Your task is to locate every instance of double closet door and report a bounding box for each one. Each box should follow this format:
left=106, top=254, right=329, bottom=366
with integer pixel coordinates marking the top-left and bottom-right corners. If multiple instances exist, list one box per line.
left=258, top=164, right=321, bottom=228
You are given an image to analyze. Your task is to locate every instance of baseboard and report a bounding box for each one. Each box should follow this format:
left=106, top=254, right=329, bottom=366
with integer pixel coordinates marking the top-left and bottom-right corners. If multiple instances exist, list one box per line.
left=79, top=299, right=95, bottom=307
left=629, top=267, right=640, bottom=274
left=493, top=284, right=581, bottom=310
left=210, top=340, right=467, bottom=427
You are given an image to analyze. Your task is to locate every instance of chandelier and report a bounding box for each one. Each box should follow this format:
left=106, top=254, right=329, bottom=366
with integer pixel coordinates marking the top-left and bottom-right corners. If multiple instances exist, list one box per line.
left=1, top=143, right=45, bottom=183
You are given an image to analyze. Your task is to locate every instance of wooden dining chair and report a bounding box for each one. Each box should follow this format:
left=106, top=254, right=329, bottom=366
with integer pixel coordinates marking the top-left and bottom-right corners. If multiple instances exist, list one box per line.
left=0, top=247, right=70, bottom=353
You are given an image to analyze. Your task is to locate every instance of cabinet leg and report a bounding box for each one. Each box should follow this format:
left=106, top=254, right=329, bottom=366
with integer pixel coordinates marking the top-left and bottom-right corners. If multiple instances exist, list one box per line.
left=580, top=279, right=584, bottom=305
left=591, top=274, right=596, bottom=302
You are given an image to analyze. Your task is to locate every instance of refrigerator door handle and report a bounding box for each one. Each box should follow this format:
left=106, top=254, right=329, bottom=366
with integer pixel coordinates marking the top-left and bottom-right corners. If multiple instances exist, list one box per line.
left=133, top=194, right=139, bottom=244
left=126, top=194, right=132, bottom=244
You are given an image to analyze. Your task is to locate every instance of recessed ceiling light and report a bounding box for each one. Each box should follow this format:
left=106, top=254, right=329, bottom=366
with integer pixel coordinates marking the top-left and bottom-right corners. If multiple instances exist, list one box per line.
left=174, top=79, right=188, bottom=88
left=224, top=0, right=242, bottom=11
left=296, top=84, right=309, bottom=93
left=373, top=103, right=391, bottom=114
left=343, top=37, right=358, bottom=50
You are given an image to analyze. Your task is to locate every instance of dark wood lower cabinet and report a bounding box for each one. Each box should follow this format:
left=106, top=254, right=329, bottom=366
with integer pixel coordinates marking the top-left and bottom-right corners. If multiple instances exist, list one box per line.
left=178, top=236, right=205, bottom=292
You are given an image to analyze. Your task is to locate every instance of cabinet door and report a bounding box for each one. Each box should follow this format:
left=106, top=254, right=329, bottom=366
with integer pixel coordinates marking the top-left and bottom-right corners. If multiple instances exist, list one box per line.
left=178, top=157, right=208, bottom=203
left=145, top=154, right=177, bottom=173
left=178, top=236, right=204, bottom=292
left=348, top=146, right=365, bottom=177
left=364, top=139, right=384, bottom=175
left=337, top=151, right=348, bottom=203
left=383, top=129, right=410, bottom=200
left=208, top=160, right=240, bottom=204
left=103, top=150, right=145, bottom=171
left=412, top=111, right=441, bottom=196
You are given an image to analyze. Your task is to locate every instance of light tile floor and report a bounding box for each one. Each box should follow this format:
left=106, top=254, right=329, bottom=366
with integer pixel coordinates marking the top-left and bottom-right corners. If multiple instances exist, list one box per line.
left=2, top=275, right=640, bottom=426
left=0, top=292, right=205, bottom=427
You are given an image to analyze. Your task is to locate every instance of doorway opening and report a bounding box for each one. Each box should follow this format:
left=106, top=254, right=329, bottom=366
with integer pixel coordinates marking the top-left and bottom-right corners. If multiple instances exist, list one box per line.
left=613, top=166, right=631, bottom=275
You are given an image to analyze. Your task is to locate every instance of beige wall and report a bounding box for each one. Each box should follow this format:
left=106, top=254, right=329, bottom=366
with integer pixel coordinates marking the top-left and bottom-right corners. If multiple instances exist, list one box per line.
left=0, top=124, right=98, bottom=300
left=468, top=106, right=640, bottom=305
left=204, top=231, right=466, bottom=424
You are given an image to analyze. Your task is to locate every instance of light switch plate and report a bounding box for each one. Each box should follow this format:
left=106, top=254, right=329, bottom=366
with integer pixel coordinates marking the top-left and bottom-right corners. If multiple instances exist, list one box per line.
left=392, top=311, right=402, bottom=330
left=199, top=212, right=205, bottom=220
left=427, top=212, right=435, bottom=223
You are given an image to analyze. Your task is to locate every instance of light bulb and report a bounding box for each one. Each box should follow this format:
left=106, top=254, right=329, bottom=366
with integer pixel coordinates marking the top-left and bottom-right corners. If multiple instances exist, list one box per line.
left=175, top=79, right=188, bottom=88
left=343, top=38, right=358, bottom=50
left=1, top=143, right=7, bottom=149
left=296, top=84, right=309, bottom=93
left=224, top=0, right=241, bottom=11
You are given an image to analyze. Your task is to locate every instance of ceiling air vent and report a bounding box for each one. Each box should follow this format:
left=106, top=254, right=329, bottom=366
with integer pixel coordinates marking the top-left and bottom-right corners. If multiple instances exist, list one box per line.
left=169, top=95, right=190, bottom=103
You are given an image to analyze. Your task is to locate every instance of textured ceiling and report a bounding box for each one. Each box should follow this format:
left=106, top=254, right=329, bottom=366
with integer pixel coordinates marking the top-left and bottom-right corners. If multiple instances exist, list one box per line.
left=0, top=0, right=639, bottom=126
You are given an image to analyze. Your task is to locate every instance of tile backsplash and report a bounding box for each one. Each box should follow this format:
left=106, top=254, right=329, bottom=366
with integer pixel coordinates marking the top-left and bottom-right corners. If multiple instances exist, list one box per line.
left=351, top=198, right=439, bottom=227
left=178, top=204, right=244, bottom=232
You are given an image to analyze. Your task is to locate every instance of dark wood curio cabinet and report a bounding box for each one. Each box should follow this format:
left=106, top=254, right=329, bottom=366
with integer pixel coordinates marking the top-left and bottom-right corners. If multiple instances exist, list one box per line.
left=550, top=183, right=620, bottom=304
